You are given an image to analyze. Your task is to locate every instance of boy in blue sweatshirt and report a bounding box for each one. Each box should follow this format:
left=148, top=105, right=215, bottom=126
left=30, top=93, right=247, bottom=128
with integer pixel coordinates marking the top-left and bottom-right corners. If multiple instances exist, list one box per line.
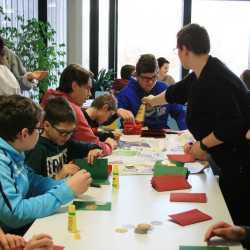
left=0, top=95, right=92, bottom=234
left=117, top=54, right=187, bottom=130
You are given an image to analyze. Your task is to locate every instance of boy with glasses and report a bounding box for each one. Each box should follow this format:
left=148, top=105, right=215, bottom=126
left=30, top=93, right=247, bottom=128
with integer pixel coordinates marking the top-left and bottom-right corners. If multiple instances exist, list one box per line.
left=26, top=96, right=102, bottom=179
left=0, top=95, right=92, bottom=235
left=117, top=54, right=187, bottom=130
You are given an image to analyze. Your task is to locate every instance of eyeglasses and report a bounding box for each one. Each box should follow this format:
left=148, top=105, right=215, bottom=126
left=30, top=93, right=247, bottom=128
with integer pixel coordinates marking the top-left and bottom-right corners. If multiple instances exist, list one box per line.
left=51, top=124, right=75, bottom=137
left=139, top=74, right=158, bottom=82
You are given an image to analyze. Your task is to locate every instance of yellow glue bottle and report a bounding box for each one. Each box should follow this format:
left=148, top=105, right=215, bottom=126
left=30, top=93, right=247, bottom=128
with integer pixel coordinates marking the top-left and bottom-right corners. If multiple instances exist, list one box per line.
left=135, top=104, right=146, bottom=123
left=68, top=204, right=77, bottom=233
left=112, top=164, right=119, bottom=189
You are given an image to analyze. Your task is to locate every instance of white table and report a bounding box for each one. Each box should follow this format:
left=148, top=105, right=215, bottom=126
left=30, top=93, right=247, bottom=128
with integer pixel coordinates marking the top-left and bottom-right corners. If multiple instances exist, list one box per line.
left=25, top=169, right=243, bottom=250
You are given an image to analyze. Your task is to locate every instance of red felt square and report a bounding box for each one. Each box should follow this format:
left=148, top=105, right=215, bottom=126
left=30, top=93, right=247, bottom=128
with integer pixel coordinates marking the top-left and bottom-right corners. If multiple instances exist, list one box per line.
left=169, top=209, right=212, bottom=226
left=167, top=154, right=196, bottom=163
left=53, top=245, right=64, bottom=250
left=123, top=122, right=142, bottom=135
left=170, top=193, right=207, bottom=203
left=151, top=175, right=191, bottom=192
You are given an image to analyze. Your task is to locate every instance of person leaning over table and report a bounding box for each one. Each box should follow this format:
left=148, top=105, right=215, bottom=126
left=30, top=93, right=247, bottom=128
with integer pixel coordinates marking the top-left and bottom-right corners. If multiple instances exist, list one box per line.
left=142, top=23, right=250, bottom=226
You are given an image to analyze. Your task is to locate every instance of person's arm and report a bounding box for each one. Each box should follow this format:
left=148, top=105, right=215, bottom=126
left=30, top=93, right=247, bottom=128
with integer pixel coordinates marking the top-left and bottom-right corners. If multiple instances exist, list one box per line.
left=117, top=92, right=135, bottom=122
left=72, top=109, right=113, bottom=156
left=0, top=229, right=26, bottom=250
left=96, top=131, right=114, bottom=141
left=0, top=165, right=75, bottom=229
left=142, top=74, right=192, bottom=107
left=67, top=140, right=101, bottom=159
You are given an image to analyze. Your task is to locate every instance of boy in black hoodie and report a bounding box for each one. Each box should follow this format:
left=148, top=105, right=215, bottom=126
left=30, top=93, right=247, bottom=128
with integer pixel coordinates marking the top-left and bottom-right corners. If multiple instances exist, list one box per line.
left=26, top=96, right=101, bottom=179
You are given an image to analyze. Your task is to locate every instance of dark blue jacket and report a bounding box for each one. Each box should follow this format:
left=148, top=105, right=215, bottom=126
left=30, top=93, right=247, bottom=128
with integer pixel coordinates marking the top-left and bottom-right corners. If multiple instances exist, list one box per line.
left=117, top=78, right=187, bottom=129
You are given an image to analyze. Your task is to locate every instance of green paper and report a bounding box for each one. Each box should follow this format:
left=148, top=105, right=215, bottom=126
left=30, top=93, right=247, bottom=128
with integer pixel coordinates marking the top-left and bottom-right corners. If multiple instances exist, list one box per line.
left=73, top=201, right=111, bottom=211
left=92, top=179, right=110, bottom=185
left=74, top=158, right=108, bottom=180
left=170, top=160, right=185, bottom=167
left=153, top=161, right=188, bottom=176
left=113, top=149, right=138, bottom=156
left=180, top=246, right=229, bottom=250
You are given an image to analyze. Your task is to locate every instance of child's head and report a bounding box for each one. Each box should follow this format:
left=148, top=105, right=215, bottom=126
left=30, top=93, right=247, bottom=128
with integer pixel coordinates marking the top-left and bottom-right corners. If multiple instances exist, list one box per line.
left=57, top=64, right=93, bottom=106
left=120, top=64, right=135, bottom=80
left=43, top=96, right=76, bottom=146
left=0, top=95, right=42, bottom=151
left=90, top=94, right=117, bottom=124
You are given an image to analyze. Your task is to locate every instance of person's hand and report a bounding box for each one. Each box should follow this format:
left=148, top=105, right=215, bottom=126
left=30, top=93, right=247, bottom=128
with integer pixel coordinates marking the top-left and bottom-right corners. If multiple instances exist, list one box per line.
left=26, top=71, right=48, bottom=81
left=87, top=149, right=102, bottom=164
left=184, top=142, right=194, bottom=154
left=112, top=130, right=122, bottom=141
left=0, top=233, right=25, bottom=250
left=245, top=129, right=250, bottom=140
left=57, top=163, right=80, bottom=179
left=105, top=137, right=117, bottom=150
left=189, top=141, right=207, bottom=160
left=204, top=221, right=246, bottom=242
left=24, top=234, right=53, bottom=250
left=117, top=108, right=135, bottom=122
left=67, top=170, right=92, bottom=196
left=141, top=95, right=156, bottom=107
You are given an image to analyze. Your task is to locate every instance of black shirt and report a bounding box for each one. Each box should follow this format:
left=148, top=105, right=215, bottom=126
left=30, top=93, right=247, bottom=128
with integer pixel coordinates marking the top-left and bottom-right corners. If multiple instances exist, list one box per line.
left=165, top=56, right=250, bottom=176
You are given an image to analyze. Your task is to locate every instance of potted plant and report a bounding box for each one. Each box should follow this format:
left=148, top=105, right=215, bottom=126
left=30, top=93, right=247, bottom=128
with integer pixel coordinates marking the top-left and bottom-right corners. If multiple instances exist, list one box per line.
left=0, top=6, right=66, bottom=101
left=92, top=68, right=116, bottom=98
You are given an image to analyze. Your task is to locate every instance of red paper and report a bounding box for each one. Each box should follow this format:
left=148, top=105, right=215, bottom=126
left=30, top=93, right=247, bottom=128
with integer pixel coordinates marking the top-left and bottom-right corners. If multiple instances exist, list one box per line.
left=53, top=245, right=64, bottom=250
left=169, top=209, right=212, bottom=226
left=123, top=122, right=142, bottom=135
left=167, top=154, right=195, bottom=163
left=151, top=175, right=191, bottom=192
left=170, top=193, right=207, bottom=203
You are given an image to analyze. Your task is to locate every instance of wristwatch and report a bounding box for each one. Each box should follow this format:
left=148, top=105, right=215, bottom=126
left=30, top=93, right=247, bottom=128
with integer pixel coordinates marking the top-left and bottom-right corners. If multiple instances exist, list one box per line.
left=199, top=140, right=209, bottom=152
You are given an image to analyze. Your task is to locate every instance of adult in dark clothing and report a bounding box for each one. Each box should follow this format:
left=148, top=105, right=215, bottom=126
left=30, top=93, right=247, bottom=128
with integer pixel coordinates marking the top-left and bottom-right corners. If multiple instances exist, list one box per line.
left=143, top=23, right=250, bottom=226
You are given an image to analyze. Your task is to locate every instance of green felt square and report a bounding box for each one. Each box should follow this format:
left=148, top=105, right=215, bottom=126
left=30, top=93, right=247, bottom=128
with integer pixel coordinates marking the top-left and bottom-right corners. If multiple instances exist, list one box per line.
left=74, top=158, right=108, bottom=180
left=92, top=179, right=110, bottom=185
left=73, top=201, right=111, bottom=211
left=153, top=161, right=188, bottom=176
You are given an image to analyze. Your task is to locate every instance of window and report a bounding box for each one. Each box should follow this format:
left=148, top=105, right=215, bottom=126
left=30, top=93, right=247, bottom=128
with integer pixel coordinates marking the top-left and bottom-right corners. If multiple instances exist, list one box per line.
left=118, top=0, right=183, bottom=80
left=192, top=0, right=250, bottom=76
left=82, top=0, right=90, bottom=68
left=99, top=0, right=109, bottom=70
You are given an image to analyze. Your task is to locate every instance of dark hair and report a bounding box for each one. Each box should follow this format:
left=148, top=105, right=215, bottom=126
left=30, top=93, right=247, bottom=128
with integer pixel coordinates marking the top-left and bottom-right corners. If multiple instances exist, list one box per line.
left=177, top=23, right=210, bottom=54
left=241, top=69, right=250, bottom=90
left=136, top=54, right=159, bottom=76
left=120, top=64, right=135, bottom=79
left=0, top=95, right=42, bottom=142
left=58, top=64, right=93, bottom=93
left=44, top=96, right=76, bottom=125
left=157, top=57, right=170, bottom=68
left=91, top=94, right=117, bottom=111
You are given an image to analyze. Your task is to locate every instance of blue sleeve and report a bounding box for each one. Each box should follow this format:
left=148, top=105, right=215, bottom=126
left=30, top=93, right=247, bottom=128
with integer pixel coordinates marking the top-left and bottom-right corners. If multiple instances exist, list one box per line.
left=117, top=91, right=131, bottom=110
left=26, top=167, right=64, bottom=196
left=168, top=103, right=187, bottom=130
left=0, top=164, right=74, bottom=229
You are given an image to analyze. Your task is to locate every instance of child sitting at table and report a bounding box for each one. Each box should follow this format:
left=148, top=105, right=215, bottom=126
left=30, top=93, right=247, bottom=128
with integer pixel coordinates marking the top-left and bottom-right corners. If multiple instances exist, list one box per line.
left=26, top=96, right=102, bottom=179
